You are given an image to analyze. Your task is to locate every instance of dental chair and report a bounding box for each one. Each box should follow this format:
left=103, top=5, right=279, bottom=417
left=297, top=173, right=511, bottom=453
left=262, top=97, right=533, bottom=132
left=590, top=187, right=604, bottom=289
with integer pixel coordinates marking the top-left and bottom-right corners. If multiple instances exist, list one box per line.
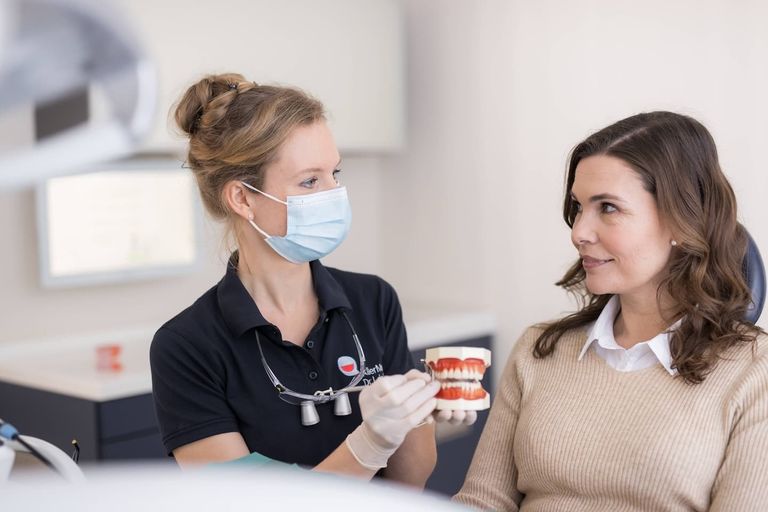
left=0, top=434, right=85, bottom=484
left=745, top=230, right=766, bottom=324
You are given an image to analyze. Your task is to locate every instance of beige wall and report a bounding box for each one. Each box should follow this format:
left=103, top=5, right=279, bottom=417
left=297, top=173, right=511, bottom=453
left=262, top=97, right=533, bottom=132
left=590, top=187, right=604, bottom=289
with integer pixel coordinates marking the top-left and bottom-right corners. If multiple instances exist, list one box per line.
left=379, top=0, right=768, bottom=369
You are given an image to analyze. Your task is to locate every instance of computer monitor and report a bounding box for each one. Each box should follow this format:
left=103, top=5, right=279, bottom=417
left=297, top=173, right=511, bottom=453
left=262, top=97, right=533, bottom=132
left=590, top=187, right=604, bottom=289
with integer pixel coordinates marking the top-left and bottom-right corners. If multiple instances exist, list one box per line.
left=35, top=159, right=201, bottom=288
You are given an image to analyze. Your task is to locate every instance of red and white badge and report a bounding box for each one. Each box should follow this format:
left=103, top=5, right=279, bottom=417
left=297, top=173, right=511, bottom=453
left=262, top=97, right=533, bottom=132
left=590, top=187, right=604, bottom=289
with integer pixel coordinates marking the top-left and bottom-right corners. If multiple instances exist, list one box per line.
left=337, top=356, right=359, bottom=376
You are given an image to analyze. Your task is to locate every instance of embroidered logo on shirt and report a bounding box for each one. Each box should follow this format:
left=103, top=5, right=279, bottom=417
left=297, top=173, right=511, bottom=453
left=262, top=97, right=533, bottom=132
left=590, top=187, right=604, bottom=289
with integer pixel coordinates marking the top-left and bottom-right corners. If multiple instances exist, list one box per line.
left=337, top=356, right=359, bottom=376
left=360, top=363, right=383, bottom=386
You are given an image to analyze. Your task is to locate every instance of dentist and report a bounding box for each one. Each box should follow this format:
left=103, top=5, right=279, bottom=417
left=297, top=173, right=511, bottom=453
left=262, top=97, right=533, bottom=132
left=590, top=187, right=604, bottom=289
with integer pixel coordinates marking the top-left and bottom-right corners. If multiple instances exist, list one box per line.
left=150, top=73, right=448, bottom=486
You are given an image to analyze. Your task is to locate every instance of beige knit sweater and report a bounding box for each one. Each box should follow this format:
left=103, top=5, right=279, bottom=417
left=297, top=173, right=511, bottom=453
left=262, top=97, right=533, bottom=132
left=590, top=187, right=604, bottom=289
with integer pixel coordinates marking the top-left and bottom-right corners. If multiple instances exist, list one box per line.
left=453, top=326, right=768, bottom=511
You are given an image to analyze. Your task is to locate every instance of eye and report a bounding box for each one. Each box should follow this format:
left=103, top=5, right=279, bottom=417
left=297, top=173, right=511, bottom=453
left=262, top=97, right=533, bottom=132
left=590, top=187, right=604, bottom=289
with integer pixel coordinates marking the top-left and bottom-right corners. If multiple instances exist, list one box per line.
left=333, top=168, right=342, bottom=184
left=300, top=176, right=319, bottom=188
left=600, top=202, right=617, bottom=214
left=572, top=200, right=582, bottom=213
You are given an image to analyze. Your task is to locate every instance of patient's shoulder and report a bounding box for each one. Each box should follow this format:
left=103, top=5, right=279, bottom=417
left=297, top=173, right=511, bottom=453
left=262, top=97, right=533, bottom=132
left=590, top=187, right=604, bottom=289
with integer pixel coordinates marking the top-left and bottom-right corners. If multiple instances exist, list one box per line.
left=513, top=322, right=589, bottom=354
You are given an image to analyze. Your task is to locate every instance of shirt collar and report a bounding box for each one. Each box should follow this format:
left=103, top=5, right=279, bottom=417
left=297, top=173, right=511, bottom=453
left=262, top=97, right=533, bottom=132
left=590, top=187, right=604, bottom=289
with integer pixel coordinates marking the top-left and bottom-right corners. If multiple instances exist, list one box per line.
left=578, top=295, right=622, bottom=361
left=577, top=295, right=679, bottom=375
left=217, top=253, right=353, bottom=338
left=645, top=333, right=676, bottom=375
left=309, top=259, right=353, bottom=313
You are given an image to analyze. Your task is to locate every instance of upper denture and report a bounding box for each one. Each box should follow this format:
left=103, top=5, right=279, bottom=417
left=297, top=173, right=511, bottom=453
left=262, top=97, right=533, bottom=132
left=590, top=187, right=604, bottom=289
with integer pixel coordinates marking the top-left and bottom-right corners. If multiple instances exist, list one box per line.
left=428, top=357, right=487, bottom=379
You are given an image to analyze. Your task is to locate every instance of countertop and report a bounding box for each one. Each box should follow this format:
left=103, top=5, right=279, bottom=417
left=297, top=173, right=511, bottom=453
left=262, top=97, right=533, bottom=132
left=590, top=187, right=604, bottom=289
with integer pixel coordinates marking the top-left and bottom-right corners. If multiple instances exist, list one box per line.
left=0, top=307, right=495, bottom=402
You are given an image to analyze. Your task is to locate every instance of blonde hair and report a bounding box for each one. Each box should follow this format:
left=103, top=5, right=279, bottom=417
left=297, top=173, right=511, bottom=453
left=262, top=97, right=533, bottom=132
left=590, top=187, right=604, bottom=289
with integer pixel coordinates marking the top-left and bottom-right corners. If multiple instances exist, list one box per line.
left=174, top=73, right=325, bottom=223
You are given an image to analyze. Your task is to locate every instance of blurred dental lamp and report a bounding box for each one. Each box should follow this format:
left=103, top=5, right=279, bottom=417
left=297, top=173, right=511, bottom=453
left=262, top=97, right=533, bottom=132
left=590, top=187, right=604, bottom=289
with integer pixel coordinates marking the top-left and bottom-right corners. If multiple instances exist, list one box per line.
left=0, top=0, right=156, bottom=189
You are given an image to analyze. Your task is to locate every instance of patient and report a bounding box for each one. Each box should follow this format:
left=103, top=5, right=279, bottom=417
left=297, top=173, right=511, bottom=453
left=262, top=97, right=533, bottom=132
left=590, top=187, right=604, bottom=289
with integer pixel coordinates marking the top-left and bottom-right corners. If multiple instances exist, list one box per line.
left=454, top=111, right=768, bottom=511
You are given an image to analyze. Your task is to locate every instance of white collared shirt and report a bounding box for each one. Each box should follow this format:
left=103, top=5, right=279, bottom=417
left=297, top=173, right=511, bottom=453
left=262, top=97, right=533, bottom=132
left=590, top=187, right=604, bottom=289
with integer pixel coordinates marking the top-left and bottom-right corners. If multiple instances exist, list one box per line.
left=578, top=295, right=678, bottom=375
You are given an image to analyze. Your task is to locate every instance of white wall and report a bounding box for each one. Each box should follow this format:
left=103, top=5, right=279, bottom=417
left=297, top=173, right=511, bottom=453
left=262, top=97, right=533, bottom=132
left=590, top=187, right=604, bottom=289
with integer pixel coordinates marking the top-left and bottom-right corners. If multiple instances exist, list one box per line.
left=380, top=0, right=768, bottom=372
left=118, top=0, right=405, bottom=153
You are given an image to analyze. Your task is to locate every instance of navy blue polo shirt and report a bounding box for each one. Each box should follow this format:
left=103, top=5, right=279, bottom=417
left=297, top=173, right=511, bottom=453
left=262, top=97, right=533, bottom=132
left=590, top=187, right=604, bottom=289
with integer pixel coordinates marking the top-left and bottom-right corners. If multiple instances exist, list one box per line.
left=150, top=256, right=415, bottom=467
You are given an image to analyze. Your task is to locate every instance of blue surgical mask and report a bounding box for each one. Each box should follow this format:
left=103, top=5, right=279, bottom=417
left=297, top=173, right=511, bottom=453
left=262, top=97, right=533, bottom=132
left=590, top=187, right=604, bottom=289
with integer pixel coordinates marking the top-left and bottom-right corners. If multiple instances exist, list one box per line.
left=241, top=182, right=352, bottom=264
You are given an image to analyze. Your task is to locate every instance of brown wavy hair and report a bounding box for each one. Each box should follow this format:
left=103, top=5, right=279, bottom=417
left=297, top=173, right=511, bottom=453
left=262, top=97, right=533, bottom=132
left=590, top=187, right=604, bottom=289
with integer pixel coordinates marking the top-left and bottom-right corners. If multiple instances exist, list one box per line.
left=534, top=111, right=763, bottom=384
left=174, top=73, right=324, bottom=223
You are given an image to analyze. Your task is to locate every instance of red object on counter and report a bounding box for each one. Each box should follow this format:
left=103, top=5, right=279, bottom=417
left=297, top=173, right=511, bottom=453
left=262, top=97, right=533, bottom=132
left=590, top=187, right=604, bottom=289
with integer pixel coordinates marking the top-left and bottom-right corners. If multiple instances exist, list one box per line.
left=96, top=344, right=123, bottom=372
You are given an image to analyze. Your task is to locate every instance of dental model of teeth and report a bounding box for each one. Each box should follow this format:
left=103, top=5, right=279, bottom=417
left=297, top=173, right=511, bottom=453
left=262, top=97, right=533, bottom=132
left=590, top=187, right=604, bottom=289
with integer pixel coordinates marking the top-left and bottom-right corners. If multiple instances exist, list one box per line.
left=425, top=346, right=492, bottom=410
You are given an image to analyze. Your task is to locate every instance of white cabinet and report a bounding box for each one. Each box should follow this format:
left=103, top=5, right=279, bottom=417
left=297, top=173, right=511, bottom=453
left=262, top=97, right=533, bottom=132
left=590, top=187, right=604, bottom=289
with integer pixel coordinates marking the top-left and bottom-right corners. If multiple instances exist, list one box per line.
left=118, top=0, right=405, bottom=153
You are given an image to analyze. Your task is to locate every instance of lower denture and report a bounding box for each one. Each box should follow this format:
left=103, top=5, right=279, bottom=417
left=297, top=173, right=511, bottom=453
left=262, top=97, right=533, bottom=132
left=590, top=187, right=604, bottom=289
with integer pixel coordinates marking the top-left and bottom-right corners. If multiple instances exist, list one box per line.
left=437, top=387, right=487, bottom=400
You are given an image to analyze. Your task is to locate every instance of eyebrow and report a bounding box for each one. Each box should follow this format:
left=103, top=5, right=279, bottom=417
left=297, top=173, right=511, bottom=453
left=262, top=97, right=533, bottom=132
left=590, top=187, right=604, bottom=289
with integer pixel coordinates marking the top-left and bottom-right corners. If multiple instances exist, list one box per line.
left=293, top=158, right=342, bottom=178
left=570, top=192, right=625, bottom=203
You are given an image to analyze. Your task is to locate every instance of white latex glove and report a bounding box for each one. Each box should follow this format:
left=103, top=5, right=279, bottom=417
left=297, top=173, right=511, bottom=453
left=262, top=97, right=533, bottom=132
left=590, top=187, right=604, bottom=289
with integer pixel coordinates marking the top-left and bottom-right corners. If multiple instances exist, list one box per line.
left=434, top=409, right=478, bottom=425
left=345, top=370, right=439, bottom=469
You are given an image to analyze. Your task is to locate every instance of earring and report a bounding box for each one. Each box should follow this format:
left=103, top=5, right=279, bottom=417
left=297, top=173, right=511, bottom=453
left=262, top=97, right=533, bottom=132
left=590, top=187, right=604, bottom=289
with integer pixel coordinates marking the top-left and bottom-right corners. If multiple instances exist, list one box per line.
left=248, top=212, right=254, bottom=221
left=671, top=240, right=678, bottom=247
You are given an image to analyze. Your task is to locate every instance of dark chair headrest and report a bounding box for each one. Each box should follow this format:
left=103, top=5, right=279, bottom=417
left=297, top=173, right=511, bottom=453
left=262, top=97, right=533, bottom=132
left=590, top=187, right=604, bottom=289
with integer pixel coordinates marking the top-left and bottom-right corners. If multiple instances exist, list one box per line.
left=744, top=230, right=766, bottom=324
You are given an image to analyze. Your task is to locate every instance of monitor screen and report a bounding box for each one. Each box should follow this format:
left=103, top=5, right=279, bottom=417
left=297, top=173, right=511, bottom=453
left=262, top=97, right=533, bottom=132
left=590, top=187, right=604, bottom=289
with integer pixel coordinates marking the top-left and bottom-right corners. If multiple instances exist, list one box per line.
left=36, top=160, right=200, bottom=288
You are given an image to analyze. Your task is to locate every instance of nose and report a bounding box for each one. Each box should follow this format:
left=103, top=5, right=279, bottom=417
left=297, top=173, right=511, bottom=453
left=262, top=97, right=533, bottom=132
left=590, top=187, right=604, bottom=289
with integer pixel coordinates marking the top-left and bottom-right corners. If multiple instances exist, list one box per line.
left=571, top=212, right=597, bottom=247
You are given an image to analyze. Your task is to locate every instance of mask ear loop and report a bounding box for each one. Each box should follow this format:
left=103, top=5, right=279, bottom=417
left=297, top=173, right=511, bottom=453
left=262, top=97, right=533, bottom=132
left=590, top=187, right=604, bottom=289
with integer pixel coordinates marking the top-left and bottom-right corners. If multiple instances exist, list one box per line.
left=241, top=181, right=288, bottom=205
left=247, top=215, right=272, bottom=239
left=241, top=181, right=287, bottom=240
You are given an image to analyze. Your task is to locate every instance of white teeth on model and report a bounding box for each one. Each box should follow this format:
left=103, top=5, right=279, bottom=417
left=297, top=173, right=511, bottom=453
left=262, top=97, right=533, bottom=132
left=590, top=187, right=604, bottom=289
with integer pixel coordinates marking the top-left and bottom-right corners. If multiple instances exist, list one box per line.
left=440, top=381, right=482, bottom=389
left=433, top=367, right=485, bottom=381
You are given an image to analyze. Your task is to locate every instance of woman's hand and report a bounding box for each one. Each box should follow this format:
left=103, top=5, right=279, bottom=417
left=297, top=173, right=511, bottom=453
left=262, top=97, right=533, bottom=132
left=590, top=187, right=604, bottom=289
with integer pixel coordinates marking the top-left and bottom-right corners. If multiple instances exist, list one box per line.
left=345, top=370, right=439, bottom=469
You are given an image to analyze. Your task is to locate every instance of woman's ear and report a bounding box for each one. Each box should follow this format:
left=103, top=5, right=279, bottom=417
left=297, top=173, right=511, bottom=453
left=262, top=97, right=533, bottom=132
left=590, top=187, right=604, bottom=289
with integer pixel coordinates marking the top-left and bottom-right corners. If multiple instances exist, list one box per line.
left=222, top=181, right=254, bottom=221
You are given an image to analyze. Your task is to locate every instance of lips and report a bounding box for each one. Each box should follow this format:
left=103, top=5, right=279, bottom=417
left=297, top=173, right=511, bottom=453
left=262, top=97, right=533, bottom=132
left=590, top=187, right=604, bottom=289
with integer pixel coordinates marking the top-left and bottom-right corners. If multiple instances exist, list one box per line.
left=581, top=255, right=613, bottom=269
